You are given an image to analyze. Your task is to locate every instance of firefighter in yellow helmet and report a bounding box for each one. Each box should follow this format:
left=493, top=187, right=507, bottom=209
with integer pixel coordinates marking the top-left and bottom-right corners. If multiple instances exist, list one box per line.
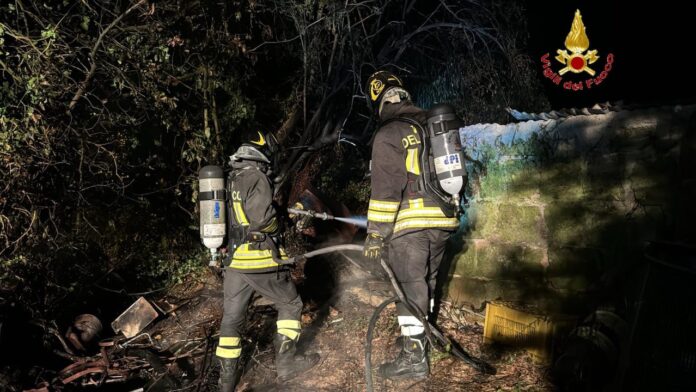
left=216, top=130, right=319, bottom=391
left=363, top=71, right=460, bottom=380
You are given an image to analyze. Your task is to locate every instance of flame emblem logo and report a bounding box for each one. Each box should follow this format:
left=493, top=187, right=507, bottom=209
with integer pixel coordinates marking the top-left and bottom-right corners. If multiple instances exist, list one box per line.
left=370, top=79, right=385, bottom=102
left=555, top=10, right=599, bottom=76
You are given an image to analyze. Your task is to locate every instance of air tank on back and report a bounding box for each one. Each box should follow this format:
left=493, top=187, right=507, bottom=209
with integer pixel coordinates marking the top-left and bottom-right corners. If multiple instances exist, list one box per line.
left=425, top=103, right=466, bottom=205
left=198, top=165, right=226, bottom=265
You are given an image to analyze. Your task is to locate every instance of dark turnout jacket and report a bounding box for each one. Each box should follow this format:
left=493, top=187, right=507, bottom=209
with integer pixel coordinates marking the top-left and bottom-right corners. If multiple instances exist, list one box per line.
left=367, top=102, right=459, bottom=240
left=226, top=161, right=286, bottom=272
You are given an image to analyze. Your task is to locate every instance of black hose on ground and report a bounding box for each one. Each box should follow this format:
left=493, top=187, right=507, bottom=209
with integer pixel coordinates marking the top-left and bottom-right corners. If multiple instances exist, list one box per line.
left=362, top=259, right=496, bottom=391
left=279, top=243, right=495, bottom=391
left=365, top=296, right=399, bottom=392
left=379, top=258, right=495, bottom=373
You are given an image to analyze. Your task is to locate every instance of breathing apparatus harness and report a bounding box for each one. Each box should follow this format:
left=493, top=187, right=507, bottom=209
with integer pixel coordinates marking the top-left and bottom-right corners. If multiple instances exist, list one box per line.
left=223, top=168, right=245, bottom=264
left=224, top=163, right=284, bottom=267
left=366, top=70, right=467, bottom=217
left=380, top=104, right=467, bottom=218
left=379, top=111, right=464, bottom=218
left=199, top=131, right=281, bottom=267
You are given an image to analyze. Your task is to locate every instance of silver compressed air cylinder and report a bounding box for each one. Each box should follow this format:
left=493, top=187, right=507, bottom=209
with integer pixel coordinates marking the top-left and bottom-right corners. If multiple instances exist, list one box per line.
left=426, top=104, right=465, bottom=196
left=198, top=165, right=226, bottom=261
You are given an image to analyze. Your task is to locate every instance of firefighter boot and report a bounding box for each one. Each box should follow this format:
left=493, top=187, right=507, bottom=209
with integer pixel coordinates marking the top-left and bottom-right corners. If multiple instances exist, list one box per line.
left=378, top=333, right=429, bottom=380
left=274, top=334, right=320, bottom=381
left=218, top=357, right=238, bottom=392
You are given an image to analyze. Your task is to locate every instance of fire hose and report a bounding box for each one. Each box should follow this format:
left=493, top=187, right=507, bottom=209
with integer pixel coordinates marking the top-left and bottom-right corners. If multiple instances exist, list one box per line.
left=278, top=244, right=496, bottom=390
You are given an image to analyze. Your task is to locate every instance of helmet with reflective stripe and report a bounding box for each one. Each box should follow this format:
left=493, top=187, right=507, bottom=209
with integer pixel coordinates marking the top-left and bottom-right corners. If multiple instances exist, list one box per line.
left=365, top=70, right=410, bottom=118
left=231, top=130, right=279, bottom=163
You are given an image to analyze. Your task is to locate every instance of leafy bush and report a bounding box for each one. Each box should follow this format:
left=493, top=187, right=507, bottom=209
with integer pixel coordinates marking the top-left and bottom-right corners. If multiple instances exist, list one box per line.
left=0, top=0, right=547, bottom=318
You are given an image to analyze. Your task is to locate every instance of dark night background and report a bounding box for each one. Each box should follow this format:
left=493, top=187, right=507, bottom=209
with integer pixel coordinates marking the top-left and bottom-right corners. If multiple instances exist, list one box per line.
left=1, top=1, right=694, bottom=390
left=527, top=1, right=693, bottom=109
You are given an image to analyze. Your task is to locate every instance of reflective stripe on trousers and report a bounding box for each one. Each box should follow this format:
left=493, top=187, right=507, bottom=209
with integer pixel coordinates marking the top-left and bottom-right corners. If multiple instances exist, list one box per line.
left=277, top=319, right=301, bottom=340
left=216, top=336, right=242, bottom=359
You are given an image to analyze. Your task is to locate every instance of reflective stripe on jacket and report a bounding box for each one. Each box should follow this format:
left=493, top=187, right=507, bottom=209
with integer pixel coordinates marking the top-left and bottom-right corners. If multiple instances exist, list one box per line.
left=227, top=164, right=286, bottom=272
left=230, top=243, right=288, bottom=270
left=367, top=102, right=459, bottom=239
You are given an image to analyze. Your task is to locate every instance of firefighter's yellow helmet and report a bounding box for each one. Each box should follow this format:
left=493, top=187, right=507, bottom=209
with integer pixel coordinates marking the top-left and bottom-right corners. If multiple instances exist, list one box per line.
left=365, top=70, right=409, bottom=117
left=231, top=130, right=279, bottom=163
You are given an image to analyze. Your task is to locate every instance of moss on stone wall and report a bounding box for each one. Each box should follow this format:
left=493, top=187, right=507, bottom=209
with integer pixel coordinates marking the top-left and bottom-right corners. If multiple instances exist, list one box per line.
left=444, top=106, right=695, bottom=312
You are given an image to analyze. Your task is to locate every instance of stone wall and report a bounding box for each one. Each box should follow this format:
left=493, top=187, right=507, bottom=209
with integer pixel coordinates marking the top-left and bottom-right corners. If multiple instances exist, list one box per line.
left=443, top=105, right=696, bottom=312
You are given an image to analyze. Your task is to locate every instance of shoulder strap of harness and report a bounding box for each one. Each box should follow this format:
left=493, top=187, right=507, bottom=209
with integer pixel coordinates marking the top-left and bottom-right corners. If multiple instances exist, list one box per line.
left=224, top=169, right=247, bottom=264
left=379, top=116, right=457, bottom=217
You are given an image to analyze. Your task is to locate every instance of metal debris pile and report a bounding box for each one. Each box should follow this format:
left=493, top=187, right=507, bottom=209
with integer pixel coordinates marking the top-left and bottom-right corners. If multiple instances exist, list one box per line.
left=23, top=296, right=214, bottom=391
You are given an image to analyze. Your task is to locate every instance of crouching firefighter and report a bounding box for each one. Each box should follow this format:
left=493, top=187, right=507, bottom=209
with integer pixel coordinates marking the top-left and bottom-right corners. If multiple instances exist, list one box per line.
left=215, top=131, right=319, bottom=391
left=363, top=71, right=466, bottom=380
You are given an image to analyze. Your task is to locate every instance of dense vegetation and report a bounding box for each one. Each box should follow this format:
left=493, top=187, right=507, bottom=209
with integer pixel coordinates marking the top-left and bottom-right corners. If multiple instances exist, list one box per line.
left=0, top=0, right=547, bottom=321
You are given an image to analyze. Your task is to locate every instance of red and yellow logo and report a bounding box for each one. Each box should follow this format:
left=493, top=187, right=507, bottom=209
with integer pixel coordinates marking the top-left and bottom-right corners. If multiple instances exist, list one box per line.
left=556, top=10, right=599, bottom=75
left=541, top=9, right=614, bottom=91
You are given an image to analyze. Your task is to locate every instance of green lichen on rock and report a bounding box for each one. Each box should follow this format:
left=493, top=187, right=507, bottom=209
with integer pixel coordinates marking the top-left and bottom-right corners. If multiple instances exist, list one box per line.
left=446, top=107, right=693, bottom=309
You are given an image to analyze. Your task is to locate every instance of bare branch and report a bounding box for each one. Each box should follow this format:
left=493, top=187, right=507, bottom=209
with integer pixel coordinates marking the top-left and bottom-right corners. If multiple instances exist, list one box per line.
left=68, top=0, right=147, bottom=112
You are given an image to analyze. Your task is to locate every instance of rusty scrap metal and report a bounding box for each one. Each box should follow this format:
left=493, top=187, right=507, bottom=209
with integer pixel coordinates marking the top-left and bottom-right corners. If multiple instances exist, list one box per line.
left=58, top=355, right=110, bottom=386
left=62, top=367, right=106, bottom=385
left=54, top=335, right=208, bottom=387
left=27, top=297, right=214, bottom=389
left=57, top=345, right=141, bottom=386
left=111, top=297, right=159, bottom=338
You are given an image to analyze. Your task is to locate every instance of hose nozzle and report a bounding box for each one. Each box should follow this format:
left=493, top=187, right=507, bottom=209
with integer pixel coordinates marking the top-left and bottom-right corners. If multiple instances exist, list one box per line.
left=288, top=208, right=334, bottom=221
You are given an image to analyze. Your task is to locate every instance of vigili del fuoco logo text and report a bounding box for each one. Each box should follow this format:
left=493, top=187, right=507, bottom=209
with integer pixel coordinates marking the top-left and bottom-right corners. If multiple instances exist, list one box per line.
left=541, top=9, right=614, bottom=92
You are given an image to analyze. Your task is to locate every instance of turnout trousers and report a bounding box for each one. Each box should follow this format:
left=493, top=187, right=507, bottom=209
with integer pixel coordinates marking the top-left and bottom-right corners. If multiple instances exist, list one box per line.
left=216, top=268, right=303, bottom=360
left=387, top=229, right=450, bottom=336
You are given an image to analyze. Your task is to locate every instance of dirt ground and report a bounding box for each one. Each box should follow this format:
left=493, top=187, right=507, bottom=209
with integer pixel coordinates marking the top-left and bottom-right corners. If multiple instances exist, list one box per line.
left=144, top=253, right=553, bottom=392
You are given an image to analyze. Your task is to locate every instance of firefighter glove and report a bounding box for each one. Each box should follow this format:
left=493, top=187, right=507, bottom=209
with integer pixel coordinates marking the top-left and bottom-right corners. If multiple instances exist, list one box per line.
left=364, top=232, right=384, bottom=262
left=289, top=202, right=312, bottom=231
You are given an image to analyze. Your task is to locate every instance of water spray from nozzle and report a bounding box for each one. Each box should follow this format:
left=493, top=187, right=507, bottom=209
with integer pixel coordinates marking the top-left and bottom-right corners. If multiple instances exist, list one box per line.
left=334, top=216, right=367, bottom=228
